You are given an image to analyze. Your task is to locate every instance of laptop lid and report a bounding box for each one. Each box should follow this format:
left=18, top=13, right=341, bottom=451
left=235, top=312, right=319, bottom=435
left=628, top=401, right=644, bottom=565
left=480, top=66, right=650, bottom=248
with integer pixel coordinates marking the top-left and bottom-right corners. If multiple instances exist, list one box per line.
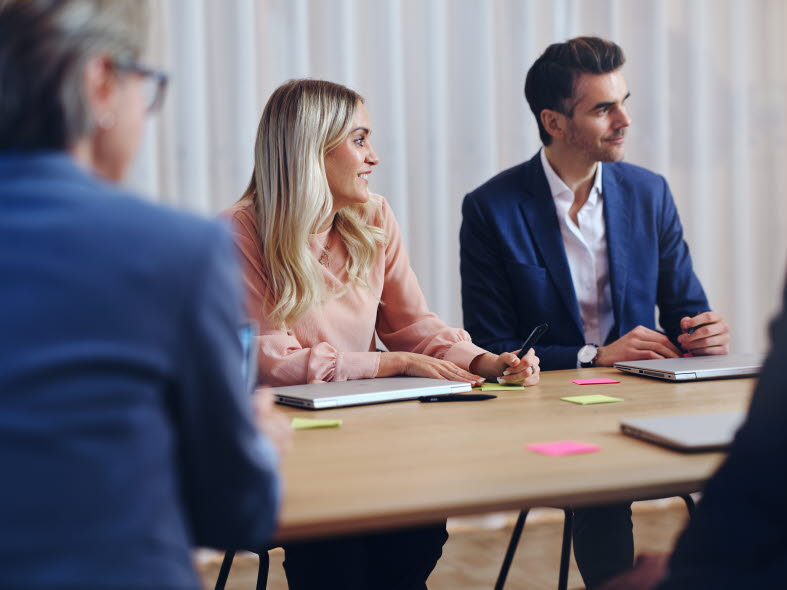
left=613, top=353, right=762, bottom=381
left=272, top=377, right=472, bottom=410
left=620, top=411, right=746, bottom=452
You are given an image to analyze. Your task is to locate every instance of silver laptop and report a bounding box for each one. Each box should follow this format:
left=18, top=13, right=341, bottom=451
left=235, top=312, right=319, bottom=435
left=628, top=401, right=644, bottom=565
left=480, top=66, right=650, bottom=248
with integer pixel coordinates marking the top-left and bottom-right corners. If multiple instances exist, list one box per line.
left=614, top=353, right=762, bottom=381
left=272, top=377, right=472, bottom=410
left=620, top=411, right=746, bottom=452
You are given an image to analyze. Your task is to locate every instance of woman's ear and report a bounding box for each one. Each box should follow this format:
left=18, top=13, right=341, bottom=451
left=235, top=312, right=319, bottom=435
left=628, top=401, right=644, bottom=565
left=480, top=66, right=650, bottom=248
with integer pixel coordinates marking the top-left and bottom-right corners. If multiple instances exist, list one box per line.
left=540, top=108, right=566, bottom=142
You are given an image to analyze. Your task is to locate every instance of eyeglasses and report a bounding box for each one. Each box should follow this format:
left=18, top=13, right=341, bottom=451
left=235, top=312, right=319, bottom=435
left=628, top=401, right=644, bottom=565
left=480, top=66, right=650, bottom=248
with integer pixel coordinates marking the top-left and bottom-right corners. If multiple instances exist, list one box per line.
left=113, top=60, right=169, bottom=114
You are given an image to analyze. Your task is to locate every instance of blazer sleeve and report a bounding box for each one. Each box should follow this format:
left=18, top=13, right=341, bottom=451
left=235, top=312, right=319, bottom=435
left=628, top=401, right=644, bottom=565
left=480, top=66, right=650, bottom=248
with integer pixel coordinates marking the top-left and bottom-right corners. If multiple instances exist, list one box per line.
left=658, top=283, right=787, bottom=589
left=173, top=223, right=280, bottom=550
left=376, top=200, right=486, bottom=369
left=460, top=192, right=580, bottom=370
left=655, top=179, right=710, bottom=342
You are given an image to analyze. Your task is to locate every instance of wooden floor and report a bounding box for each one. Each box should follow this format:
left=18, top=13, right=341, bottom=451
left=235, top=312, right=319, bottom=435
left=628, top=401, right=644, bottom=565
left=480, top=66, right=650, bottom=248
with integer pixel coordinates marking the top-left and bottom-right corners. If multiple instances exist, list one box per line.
left=198, top=499, right=689, bottom=590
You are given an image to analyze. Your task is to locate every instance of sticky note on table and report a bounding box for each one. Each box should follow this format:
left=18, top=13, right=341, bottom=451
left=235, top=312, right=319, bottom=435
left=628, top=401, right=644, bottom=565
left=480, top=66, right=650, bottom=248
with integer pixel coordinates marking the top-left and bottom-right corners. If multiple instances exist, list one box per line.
left=476, top=382, right=526, bottom=391
left=571, top=378, right=620, bottom=385
left=560, top=394, right=623, bottom=405
left=527, top=440, right=601, bottom=456
left=291, top=417, right=343, bottom=430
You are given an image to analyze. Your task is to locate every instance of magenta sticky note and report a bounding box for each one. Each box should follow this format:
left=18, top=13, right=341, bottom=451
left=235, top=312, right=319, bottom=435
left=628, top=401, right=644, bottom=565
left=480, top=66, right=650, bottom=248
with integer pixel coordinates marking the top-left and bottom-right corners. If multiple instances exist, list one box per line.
left=526, top=440, right=601, bottom=457
left=571, top=378, right=620, bottom=385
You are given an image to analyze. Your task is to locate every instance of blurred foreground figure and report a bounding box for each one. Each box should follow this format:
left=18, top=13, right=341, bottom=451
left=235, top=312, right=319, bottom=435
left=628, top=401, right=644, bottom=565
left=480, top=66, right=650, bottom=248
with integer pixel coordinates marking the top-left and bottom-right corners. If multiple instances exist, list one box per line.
left=600, top=279, right=787, bottom=590
left=0, top=1, right=285, bottom=588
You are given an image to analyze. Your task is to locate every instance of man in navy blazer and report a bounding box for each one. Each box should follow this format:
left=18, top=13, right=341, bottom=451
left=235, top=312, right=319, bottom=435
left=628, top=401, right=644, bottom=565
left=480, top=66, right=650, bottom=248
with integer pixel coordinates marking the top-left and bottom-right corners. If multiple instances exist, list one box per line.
left=460, top=37, right=730, bottom=588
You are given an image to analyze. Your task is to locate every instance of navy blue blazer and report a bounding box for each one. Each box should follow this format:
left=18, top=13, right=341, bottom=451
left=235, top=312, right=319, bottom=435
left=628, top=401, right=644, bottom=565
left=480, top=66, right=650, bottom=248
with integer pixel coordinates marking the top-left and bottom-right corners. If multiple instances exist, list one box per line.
left=460, top=152, right=709, bottom=370
left=657, top=279, right=787, bottom=589
left=0, top=153, right=280, bottom=589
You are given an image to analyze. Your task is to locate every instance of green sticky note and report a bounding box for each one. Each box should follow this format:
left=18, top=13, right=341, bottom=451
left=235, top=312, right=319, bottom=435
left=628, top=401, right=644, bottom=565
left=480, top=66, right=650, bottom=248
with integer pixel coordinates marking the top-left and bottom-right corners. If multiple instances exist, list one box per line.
left=291, top=417, right=343, bottom=430
left=477, top=382, right=526, bottom=391
left=560, top=394, right=624, bottom=405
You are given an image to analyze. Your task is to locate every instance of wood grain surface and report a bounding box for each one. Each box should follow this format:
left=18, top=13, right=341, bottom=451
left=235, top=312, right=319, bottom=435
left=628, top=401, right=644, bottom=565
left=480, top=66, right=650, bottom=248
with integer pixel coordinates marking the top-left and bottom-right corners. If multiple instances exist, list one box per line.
left=273, top=367, right=755, bottom=542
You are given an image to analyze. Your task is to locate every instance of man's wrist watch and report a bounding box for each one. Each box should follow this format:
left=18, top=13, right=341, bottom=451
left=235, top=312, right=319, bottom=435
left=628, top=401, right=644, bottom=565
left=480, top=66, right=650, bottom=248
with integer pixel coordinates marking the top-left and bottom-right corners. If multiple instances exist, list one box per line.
left=578, top=343, right=600, bottom=368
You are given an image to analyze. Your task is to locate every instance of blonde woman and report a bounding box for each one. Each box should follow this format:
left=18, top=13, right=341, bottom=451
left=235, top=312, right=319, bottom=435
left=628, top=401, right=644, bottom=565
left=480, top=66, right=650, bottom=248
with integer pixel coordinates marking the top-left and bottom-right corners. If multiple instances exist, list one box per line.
left=224, top=79, right=540, bottom=590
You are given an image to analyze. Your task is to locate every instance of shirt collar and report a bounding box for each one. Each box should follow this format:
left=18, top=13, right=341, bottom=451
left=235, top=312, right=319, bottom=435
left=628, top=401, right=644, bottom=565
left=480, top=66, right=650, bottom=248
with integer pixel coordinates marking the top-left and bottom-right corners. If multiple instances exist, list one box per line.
left=539, top=147, right=603, bottom=206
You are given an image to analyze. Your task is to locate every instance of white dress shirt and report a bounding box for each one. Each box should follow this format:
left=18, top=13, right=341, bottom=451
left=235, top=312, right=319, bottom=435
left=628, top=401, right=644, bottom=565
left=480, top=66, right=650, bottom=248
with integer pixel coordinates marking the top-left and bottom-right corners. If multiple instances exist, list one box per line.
left=540, top=148, right=614, bottom=351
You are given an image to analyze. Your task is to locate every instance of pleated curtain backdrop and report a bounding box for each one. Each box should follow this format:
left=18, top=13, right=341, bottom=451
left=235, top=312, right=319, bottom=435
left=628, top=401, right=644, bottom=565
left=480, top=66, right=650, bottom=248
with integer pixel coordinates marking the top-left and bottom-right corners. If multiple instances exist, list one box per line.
left=127, top=0, right=787, bottom=354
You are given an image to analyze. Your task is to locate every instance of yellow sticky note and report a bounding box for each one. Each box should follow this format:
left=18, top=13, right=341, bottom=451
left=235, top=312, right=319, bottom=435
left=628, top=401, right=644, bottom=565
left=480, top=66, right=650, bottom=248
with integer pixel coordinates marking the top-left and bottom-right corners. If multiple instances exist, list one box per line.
left=560, top=394, right=623, bottom=405
left=477, top=382, right=526, bottom=391
left=291, top=417, right=343, bottom=430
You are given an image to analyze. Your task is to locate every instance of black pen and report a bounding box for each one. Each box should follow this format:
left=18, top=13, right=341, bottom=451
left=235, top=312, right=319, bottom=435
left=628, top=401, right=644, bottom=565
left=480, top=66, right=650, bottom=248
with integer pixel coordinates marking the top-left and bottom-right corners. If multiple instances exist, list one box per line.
left=686, top=311, right=711, bottom=335
left=516, top=323, right=549, bottom=359
left=419, top=393, right=497, bottom=402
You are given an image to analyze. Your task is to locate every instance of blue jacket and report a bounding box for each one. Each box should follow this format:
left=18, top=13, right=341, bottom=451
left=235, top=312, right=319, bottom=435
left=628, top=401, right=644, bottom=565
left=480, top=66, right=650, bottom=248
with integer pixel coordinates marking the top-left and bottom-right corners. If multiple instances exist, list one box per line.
left=0, top=153, right=280, bottom=589
left=460, top=152, right=709, bottom=370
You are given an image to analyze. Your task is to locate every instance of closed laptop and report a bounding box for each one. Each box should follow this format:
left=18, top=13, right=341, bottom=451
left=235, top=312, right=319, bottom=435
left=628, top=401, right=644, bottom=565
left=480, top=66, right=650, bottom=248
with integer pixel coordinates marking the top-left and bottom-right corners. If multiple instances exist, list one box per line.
left=272, top=377, right=472, bottom=410
left=620, top=411, right=746, bottom=452
left=614, top=353, right=762, bottom=381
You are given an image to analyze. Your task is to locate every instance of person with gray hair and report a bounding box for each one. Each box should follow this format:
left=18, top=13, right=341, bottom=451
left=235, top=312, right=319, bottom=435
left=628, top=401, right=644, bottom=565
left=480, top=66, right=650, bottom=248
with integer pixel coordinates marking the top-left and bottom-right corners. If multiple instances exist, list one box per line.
left=0, top=1, right=288, bottom=588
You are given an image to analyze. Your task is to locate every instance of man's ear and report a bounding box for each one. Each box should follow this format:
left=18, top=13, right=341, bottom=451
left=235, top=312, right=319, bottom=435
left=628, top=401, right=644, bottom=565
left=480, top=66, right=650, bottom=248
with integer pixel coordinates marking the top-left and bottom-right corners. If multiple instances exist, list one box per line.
left=540, top=108, right=566, bottom=141
left=82, top=53, right=118, bottom=125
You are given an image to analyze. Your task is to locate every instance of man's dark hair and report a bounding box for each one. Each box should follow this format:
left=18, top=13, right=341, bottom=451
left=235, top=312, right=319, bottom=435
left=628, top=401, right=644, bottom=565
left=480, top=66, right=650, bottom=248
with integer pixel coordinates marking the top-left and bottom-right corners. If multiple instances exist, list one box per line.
left=525, top=36, right=625, bottom=146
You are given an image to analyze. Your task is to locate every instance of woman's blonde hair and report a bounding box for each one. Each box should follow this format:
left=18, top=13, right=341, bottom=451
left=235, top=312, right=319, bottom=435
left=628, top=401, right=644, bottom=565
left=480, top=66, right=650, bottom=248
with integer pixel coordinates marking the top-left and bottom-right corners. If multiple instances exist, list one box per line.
left=242, top=79, right=386, bottom=329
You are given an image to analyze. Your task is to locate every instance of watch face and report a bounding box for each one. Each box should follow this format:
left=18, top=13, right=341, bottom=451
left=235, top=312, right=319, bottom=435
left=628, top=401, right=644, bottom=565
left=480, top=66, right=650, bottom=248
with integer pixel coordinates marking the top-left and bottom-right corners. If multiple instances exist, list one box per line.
left=579, top=345, right=598, bottom=363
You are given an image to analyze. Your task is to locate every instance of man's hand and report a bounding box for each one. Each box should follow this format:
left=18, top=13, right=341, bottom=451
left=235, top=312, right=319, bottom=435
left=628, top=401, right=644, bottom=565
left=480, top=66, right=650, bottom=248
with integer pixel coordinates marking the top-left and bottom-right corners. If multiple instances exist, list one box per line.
left=252, top=387, right=293, bottom=460
left=598, top=554, right=669, bottom=590
left=469, top=350, right=540, bottom=386
left=595, top=326, right=682, bottom=366
left=678, top=311, right=730, bottom=355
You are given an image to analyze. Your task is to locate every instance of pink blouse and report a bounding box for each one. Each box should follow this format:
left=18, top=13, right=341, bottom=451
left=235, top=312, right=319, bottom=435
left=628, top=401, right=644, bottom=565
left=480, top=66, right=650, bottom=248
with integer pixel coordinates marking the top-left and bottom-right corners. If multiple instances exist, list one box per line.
left=223, top=196, right=487, bottom=386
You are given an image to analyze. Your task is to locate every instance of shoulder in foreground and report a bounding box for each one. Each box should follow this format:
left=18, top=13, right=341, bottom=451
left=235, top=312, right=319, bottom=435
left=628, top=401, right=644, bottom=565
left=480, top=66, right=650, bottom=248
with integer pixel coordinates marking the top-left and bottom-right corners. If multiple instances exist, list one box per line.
left=92, top=183, right=230, bottom=250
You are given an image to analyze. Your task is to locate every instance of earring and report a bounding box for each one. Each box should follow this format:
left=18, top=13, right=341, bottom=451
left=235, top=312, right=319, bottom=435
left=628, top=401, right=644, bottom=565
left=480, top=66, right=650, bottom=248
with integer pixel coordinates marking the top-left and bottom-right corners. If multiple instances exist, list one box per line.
left=98, top=112, right=116, bottom=130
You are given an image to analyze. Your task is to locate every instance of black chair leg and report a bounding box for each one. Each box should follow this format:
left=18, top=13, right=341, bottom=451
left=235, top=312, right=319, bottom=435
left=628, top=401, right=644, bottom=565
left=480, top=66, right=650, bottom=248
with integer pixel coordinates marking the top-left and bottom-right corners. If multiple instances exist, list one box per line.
left=494, top=509, right=529, bottom=590
left=558, top=509, right=573, bottom=590
left=256, top=550, right=270, bottom=590
left=680, top=494, right=695, bottom=516
left=214, top=550, right=235, bottom=590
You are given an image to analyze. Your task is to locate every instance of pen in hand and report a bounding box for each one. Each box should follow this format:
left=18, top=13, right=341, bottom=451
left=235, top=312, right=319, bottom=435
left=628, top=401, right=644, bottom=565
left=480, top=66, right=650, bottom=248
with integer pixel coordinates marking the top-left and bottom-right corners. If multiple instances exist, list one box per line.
left=685, top=311, right=711, bottom=335
left=516, top=323, right=549, bottom=360
left=502, top=323, right=549, bottom=379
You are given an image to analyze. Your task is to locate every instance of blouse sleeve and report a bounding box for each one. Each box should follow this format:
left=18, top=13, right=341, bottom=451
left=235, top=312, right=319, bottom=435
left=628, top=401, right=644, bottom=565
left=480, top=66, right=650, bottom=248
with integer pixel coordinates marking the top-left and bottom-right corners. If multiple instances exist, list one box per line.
left=375, top=199, right=487, bottom=370
left=225, top=204, right=380, bottom=386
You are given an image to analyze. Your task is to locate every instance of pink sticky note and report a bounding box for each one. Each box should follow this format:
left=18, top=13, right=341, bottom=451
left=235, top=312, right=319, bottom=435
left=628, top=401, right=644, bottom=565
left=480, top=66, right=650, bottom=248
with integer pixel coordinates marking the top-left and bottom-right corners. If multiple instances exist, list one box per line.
left=527, top=440, right=601, bottom=456
left=571, top=378, right=620, bottom=385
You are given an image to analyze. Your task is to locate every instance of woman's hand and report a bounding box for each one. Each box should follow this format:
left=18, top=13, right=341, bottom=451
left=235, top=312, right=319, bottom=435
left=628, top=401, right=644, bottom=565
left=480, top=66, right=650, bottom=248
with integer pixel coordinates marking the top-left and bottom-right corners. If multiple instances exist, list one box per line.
left=377, top=351, right=485, bottom=386
left=252, top=387, right=294, bottom=460
left=469, top=350, right=540, bottom=386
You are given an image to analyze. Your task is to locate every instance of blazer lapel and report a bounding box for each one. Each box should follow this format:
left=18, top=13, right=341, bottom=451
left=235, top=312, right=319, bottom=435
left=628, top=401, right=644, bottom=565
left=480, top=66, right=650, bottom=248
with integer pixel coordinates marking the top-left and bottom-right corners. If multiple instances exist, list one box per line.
left=602, top=166, right=630, bottom=337
left=518, top=155, right=583, bottom=336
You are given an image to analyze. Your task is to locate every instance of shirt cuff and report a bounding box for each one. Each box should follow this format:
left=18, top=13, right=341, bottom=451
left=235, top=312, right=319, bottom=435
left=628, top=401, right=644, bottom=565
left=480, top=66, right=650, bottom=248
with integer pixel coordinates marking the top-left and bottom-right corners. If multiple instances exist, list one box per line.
left=334, top=351, right=381, bottom=381
left=443, top=341, right=489, bottom=371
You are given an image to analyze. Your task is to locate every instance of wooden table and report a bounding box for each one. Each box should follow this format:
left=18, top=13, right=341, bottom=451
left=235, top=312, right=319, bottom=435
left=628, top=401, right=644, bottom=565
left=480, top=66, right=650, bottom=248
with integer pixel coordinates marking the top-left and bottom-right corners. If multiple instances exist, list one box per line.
left=274, top=367, right=755, bottom=542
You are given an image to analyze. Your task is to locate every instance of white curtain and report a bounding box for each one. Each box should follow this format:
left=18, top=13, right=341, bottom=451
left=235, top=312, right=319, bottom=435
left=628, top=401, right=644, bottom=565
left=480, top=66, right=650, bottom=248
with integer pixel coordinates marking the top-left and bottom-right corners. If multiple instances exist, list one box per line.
left=129, top=0, right=787, bottom=354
